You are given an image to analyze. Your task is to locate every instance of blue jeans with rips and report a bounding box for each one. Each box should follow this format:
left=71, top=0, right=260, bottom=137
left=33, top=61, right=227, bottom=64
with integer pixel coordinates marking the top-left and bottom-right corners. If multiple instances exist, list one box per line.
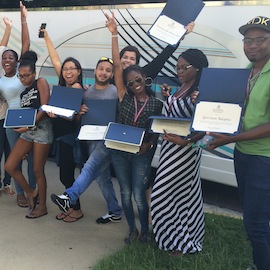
left=5, top=128, right=36, bottom=194
left=65, top=140, right=121, bottom=216
left=234, top=148, right=270, bottom=270
left=111, top=148, right=154, bottom=235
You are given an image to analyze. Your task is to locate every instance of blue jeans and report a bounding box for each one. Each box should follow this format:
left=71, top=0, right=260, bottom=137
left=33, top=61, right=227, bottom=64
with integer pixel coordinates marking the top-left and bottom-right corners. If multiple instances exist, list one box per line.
left=111, top=148, right=154, bottom=234
left=66, top=141, right=121, bottom=216
left=0, top=119, right=11, bottom=187
left=234, top=148, right=270, bottom=270
left=5, top=128, right=36, bottom=194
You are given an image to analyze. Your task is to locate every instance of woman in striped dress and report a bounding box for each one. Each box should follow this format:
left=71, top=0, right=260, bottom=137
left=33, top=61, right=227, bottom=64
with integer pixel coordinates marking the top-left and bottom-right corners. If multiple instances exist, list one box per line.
left=151, top=49, right=209, bottom=254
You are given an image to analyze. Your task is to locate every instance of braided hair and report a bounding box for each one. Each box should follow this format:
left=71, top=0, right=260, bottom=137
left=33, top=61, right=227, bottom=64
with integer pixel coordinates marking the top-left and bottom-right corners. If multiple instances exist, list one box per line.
left=179, top=48, right=208, bottom=96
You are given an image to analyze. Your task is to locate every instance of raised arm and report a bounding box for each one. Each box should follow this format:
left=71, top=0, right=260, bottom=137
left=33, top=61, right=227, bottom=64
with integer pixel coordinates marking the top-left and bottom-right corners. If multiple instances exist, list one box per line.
left=42, top=29, right=62, bottom=78
left=20, top=1, right=30, bottom=56
left=143, top=21, right=195, bottom=79
left=0, top=17, right=12, bottom=47
left=105, top=12, right=126, bottom=101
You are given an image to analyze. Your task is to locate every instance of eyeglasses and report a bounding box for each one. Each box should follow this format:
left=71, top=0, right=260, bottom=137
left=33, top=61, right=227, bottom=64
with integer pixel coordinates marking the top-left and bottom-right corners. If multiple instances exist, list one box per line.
left=17, top=73, right=33, bottom=80
left=126, top=76, right=143, bottom=88
left=242, top=37, right=270, bottom=46
left=175, top=64, right=192, bottom=73
left=99, top=57, right=113, bottom=65
left=62, top=66, right=78, bottom=72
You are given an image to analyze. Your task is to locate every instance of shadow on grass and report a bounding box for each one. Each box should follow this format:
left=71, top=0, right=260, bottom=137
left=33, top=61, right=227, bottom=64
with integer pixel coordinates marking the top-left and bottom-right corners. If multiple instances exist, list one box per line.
left=92, top=213, right=252, bottom=270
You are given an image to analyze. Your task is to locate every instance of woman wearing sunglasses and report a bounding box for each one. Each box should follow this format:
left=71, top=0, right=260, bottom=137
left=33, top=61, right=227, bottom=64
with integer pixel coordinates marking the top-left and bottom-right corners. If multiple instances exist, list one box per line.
left=109, top=33, right=163, bottom=243
left=151, top=49, right=209, bottom=255
left=105, top=11, right=195, bottom=224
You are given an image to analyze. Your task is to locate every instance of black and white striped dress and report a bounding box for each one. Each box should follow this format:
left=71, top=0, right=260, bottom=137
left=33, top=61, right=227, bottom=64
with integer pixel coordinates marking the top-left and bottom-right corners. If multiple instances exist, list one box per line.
left=151, top=94, right=204, bottom=254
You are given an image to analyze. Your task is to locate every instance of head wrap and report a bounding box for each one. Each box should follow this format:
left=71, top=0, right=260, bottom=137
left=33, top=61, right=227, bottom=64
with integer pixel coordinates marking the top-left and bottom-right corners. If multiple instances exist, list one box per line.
left=180, top=49, right=208, bottom=70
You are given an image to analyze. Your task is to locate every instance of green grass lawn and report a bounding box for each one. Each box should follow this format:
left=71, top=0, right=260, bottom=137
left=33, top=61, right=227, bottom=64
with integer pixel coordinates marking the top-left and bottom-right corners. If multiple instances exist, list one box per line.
left=93, top=213, right=252, bottom=270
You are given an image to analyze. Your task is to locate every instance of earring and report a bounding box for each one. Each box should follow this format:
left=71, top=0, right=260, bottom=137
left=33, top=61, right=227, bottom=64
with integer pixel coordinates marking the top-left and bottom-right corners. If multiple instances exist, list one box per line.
left=145, top=77, right=153, bottom=87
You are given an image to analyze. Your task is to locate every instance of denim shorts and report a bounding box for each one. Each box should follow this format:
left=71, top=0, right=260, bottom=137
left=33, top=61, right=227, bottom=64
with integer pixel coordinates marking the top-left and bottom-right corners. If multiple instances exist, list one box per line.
left=20, top=117, right=53, bottom=144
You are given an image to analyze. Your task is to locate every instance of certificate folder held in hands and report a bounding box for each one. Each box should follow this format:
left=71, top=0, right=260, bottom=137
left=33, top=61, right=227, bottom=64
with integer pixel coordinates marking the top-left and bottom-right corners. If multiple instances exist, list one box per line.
left=78, top=99, right=118, bottom=140
left=191, top=68, right=250, bottom=134
left=104, top=122, right=145, bottom=154
left=149, top=116, right=192, bottom=137
left=148, top=0, right=204, bottom=46
left=4, top=108, right=37, bottom=128
left=40, top=86, right=84, bottom=119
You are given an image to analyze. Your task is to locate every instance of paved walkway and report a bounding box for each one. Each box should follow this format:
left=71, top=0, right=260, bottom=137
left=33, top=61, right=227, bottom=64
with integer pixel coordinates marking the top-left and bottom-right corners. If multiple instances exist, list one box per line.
left=0, top=159, right=242, bottom=270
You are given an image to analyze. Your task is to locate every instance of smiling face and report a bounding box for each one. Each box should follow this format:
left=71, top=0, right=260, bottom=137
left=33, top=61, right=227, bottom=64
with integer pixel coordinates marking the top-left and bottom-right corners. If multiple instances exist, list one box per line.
left=126, top=70, right=146, bottom=96
left=120, top=51, right=137, bottom=70
left=94, top=61, right=113, bottom=86
left=61, top=61, right=81, bottom=87
left=2, top=50, right=18, bottom=77
left=243, top=28, right=270, bottom=64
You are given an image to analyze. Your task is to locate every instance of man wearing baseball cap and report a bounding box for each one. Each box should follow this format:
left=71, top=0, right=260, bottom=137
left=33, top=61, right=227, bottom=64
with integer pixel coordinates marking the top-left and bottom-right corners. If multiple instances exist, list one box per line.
left=208, top=16, right=270, bottom=270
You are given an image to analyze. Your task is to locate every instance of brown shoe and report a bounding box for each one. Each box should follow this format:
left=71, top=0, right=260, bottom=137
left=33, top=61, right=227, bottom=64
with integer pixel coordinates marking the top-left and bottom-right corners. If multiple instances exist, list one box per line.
left=3, top=185, right=16, bottom=197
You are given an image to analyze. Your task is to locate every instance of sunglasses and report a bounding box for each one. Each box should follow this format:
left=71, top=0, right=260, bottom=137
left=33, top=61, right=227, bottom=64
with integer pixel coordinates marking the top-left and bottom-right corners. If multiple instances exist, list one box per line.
left=99, top=57, right=113, bottom=65
left=126, top=76, right=143, bottom=88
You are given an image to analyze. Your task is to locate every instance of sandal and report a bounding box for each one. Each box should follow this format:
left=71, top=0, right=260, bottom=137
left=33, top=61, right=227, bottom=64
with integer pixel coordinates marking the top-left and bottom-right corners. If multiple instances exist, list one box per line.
left=17, top=195, right=29, bottom=208
left=63, top=214, right=84, bottom=223
left=56, top=212, right=68, bottom=220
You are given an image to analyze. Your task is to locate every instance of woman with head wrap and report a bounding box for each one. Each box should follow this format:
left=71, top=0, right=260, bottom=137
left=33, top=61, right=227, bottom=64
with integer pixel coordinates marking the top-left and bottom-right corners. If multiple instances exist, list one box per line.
left=151, top=48, right=209, bottom=255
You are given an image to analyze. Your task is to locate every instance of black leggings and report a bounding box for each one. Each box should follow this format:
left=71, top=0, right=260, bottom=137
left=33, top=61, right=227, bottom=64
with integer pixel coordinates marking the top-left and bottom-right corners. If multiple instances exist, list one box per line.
left=58, top=141, right=81, bottom=210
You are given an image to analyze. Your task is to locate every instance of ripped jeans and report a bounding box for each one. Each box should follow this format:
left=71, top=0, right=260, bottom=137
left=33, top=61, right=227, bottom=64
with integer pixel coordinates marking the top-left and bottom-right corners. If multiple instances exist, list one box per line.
left=111, top=148, right=154, bottom=234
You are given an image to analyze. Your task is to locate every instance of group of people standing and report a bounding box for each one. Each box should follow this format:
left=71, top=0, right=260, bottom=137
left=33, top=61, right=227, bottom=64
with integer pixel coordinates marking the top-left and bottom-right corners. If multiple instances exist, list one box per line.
left=0, top=2, right=270, bottom=270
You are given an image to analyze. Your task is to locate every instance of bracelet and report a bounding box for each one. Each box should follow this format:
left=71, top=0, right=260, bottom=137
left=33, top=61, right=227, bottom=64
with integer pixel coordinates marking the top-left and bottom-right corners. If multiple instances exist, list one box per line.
left=21, top=21, right=27, bottom=24
left=111, top=34, right=118, bottom=38
left=186, top=137, right=192, bottom=146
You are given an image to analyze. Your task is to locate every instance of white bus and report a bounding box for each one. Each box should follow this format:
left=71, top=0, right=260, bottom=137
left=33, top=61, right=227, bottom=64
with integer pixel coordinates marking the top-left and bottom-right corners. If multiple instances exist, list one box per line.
left=1, top=0, right=269, bottom=187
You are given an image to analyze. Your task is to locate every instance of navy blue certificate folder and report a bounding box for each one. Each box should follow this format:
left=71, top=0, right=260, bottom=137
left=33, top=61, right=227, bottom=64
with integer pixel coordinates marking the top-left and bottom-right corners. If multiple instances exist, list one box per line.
left=81, top=99, right=118, bottom=126
left=40, top=86, right=84, bottom=119
left=191, top=68, right=251, bottom=134
left=4, top=108, right=37, bottom=128
left=104, top=122, right=145, bottom=153
left=148, top=0, right=204, bottom=46
left=48, top=86, right=84, bottom=112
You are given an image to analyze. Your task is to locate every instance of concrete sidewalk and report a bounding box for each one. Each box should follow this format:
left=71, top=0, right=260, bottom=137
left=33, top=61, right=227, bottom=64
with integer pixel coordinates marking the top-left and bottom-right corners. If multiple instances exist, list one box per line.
left=0, top=159, right=242, bottom=270
left=0, top=160, right=127, bottom=270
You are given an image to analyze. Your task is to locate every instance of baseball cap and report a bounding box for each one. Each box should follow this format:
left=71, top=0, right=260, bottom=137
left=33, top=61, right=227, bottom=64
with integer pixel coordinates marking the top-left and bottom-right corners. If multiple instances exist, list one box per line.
left=239, top=16, right=270, bottom=35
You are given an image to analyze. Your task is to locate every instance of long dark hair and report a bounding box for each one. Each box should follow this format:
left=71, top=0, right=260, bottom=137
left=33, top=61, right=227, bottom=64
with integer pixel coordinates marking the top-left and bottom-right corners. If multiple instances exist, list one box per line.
left=59, top=57, right=83, bottom=87
left=123, top=65, right=154, bottom=97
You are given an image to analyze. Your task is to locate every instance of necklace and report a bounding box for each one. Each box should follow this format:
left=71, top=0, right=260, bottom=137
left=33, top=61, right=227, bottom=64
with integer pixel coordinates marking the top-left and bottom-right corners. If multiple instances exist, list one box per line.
left=133, top=95, right=149, bottom=126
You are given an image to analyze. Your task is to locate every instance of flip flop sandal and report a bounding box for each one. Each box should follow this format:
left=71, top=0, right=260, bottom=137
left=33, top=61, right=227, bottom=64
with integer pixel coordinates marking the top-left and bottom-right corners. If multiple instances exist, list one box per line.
left=63, top=214, right=84, bottom=223
left=56, top=212, right=68, bottom=220
left=17, top=195, right=29, bottom=208
left=25, top=212, right=48, bottom=219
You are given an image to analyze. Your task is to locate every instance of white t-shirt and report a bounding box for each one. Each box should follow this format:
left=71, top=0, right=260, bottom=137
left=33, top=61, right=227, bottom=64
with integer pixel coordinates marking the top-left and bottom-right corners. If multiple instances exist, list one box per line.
left=0, top=75, right=25, bottom=109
